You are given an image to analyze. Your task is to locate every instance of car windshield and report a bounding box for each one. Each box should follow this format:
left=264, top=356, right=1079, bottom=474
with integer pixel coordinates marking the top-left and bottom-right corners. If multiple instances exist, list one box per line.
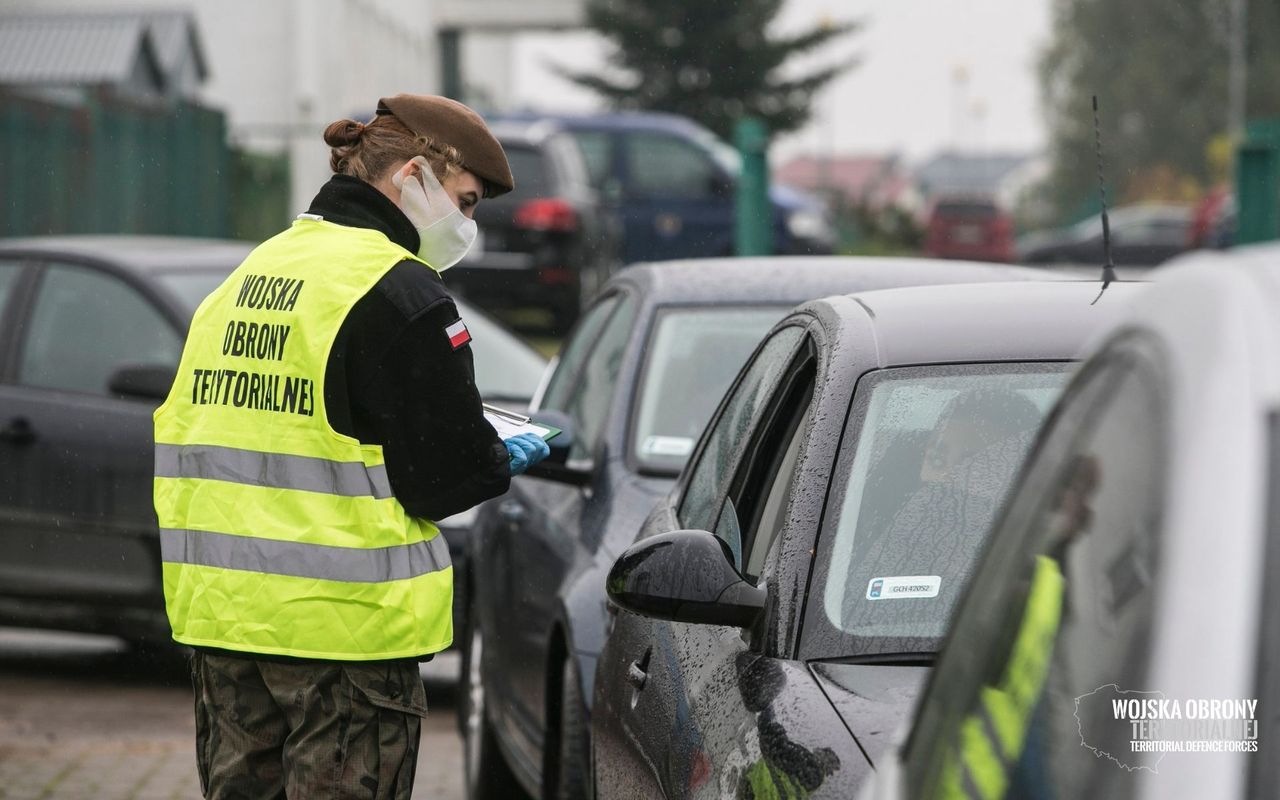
left=632, top=306, right=785, bottom=474
left=157, top=268, right=545, bottom=403
left=817, top=363, right=1071, bottom=656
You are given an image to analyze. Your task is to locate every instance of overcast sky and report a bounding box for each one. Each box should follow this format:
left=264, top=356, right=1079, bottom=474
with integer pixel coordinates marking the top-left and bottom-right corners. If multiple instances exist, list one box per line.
left=509, top=0, right=1052, bottom=165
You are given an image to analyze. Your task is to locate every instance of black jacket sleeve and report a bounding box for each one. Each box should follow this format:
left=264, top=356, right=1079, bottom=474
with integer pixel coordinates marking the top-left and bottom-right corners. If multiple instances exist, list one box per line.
left=329, top=261, right=511, bottom=521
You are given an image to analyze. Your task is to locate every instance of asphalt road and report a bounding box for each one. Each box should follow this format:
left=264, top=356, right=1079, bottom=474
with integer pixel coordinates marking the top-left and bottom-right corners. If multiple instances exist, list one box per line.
left=0, top=628, right=464, bottom=800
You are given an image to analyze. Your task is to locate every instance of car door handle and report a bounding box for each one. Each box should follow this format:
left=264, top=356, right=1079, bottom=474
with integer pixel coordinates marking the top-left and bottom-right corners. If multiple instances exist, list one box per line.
left=626, top=661, right=648, bottom=690
left=498, top=500, right=527, bottom=526
left=0, top=417, right=35, bottom=446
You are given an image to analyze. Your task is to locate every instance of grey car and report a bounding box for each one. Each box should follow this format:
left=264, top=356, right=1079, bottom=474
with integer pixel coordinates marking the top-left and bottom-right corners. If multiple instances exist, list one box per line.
left=460, top=256, right=1047, bottom=800
left=0, top=236, right=545, bottom=649
left=593, top=280, right=1141, bottom=799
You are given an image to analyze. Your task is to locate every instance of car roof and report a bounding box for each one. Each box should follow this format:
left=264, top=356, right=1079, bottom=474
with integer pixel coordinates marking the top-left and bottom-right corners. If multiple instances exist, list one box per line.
left=491, top=110, right=707, bottom=135
left=607, top=256, right=1054, bottom=308
left=812, top=279, right=1145, bottom=367
left=0, top=235, right=254, bottom=273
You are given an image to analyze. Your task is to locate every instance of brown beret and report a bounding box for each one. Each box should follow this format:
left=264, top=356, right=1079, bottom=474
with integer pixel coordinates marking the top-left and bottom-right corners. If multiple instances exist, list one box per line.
left=377, top=94, right=514, bottom=197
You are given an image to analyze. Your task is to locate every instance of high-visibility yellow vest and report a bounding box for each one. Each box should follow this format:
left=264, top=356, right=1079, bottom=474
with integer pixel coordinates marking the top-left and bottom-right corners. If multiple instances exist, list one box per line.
left=154, top=217, right=452, bottom=660
left=936, top=555, right=1064, bottom=799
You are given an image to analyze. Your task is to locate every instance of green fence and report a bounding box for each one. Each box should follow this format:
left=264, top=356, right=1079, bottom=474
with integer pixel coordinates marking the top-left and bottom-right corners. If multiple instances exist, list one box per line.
left=1, top=90, right=233, bottom=238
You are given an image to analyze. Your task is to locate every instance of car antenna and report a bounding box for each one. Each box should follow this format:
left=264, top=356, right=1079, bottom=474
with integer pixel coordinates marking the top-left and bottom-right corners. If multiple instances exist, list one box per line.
left=1090, top=95, right=1117, bottom=305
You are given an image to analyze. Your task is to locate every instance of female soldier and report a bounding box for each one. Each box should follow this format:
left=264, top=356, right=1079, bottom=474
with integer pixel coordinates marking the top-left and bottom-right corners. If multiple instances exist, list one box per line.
left=154, top=94, right=548, bottom=799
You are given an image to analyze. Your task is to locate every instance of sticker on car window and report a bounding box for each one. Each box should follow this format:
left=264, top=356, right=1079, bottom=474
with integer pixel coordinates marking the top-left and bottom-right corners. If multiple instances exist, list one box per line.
left=866, top=576, right=941, bottom=600
left=642, top=435, right=694, bottom=457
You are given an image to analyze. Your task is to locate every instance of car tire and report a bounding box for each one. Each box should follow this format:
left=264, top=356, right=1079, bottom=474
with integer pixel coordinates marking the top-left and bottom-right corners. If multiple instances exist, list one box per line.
left=462, top=613, right=526, bottom=800
left=551, top=656, right=591, bottom=800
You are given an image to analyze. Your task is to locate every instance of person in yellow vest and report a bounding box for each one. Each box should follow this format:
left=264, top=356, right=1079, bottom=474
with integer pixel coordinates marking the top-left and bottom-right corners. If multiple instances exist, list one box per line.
left=153, top=94, right=549, bottom=799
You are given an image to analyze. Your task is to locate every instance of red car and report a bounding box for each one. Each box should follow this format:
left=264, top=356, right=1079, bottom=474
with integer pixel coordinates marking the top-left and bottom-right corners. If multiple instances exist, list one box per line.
left=924, top=196, right=1014, bottom=262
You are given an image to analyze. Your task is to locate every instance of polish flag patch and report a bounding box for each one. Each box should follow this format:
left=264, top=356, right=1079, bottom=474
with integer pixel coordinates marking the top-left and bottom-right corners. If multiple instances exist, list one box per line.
left=445, top=318, right=471, bottom=350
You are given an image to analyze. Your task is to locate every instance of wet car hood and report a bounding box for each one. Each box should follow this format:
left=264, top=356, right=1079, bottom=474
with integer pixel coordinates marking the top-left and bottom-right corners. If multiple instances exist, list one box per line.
left=807, top=662, right=930, bottom=767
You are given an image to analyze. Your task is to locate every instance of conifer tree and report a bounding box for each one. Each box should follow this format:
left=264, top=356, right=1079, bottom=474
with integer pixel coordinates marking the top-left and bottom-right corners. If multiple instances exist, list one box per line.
left=561, top=0, right=857, bottom=139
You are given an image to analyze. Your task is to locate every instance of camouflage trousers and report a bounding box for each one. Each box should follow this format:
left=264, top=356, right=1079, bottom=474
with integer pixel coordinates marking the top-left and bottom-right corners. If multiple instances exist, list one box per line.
left=190, top=651, right=428, bottom=800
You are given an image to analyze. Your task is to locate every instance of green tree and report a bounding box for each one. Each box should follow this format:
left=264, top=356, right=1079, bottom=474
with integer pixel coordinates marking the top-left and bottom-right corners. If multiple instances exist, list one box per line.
left=560, top=0, right=857, bottom=139
left=1037, top=0, right=1280, bottom=223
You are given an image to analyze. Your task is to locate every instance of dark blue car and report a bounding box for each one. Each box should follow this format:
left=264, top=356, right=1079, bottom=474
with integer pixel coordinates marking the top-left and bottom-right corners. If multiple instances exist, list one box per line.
left=493, top=111, right=837, bottom=264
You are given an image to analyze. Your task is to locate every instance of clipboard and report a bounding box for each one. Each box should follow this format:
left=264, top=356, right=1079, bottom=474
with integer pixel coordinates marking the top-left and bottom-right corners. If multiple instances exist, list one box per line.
left=483, top=403, right=562, bottom=443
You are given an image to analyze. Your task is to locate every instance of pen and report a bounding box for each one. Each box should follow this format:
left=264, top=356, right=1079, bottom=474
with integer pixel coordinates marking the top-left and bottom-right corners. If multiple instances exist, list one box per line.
left=483, top=403, right=531, bottom=424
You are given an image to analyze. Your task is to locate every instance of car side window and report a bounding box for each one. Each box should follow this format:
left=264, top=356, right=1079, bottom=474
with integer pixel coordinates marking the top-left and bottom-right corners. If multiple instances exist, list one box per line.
left=624, top=132, right=718, bottom=199
left=539, top=294, right=621, bottom=412
left=907, top=343, right=1167, bottom=798
left=571, top=131, right=615, bottom=192
left=680, top=326, right=806, bottom=536
left=18, top=263, right=181, bottom=396
left=561, top=293, right=637, bottom=462
left=730, top=355, right=818, bottom=580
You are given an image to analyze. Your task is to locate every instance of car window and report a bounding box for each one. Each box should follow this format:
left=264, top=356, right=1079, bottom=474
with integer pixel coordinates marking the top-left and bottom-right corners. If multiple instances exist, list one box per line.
left=571, top=130, right=614, bottom=190
left=18, top=263, right=181, bottom=395
left=906, top=345, right=1166, bottom=799
left=561, top=293, right=637, bottom=461
left=155, top=268, right=236, bottom=317
left=727, top=355, right=817, bottom=580
left=539, top=294, right=622, bottom=412
left=806, top=363, right=1070, bottom=659
left=632, top=306, right=786, bottom=474
left=547, top=133, right=592, bottom=192
left=679, top=325, right=805, bottom=534
left=501, top=145, right=551, bottom=202
left=624, top=132, right=718, bottom=199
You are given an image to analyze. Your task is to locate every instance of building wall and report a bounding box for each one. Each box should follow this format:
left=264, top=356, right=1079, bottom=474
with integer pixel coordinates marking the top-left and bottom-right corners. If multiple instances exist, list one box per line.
left=8, top=0, right=440, bottom=213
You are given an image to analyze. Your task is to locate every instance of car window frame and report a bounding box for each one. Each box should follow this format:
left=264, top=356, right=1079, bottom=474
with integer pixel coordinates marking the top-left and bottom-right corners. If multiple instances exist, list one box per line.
left=673, top=319, right=810, bottom=528
left=13, top=258, right=188, bottom=399
left=796, top=358, right=1079, bottom=663
left=900, top=334, right=1171, bottom=795
left=0, top=257, right=40, bottom=384
left=625, top=302, right=792, bottom=478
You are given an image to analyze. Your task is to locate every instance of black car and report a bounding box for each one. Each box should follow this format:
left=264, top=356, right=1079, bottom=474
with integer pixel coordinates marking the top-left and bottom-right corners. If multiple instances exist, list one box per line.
left=591, top=280, right=1142, bottom=799
left=0, top=236, right=545, bottom=649
left=460, top=256, right=1044, bottom=800
left=1017, top=205, right=1192, bottom=266
left=446, top=120, right=621, bottom=333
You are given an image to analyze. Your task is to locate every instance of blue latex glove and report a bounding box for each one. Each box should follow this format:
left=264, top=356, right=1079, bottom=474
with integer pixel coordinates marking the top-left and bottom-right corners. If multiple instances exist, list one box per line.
left=506, top=433, right=551, bottom=476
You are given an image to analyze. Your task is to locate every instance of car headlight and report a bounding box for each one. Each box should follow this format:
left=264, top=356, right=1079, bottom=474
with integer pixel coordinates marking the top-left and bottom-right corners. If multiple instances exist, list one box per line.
left=786, top=209, right=835, bottom=244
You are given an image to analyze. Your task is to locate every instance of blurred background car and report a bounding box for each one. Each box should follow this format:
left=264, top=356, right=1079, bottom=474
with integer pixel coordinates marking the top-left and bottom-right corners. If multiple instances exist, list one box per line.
left=445, top=120, right=622, bottom=334
left=0, top=235, right=545, bottom=652
left=592, top=279, right=1140, bottom=800
left=866, top=248, right=1278, bottom=800
left=923, top=195, right=1014, bottom=262
left=493, top=111, right=838, bottom=265
left=459, top=256, right=1043, bottom=800
left=1016, top=204, right=1192, bottom=266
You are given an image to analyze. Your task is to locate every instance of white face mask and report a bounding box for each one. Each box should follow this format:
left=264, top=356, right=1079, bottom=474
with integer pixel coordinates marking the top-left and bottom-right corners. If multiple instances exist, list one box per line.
left=391, top=156, right=478, bottom=272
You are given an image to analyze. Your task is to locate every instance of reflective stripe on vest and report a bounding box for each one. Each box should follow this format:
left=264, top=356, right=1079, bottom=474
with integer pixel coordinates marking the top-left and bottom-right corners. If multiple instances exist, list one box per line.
left=155, top=443, right=394, bottom=499
left=154, top=219, right=453, bottom=660
left=937, top=555, right=1064, bottom=799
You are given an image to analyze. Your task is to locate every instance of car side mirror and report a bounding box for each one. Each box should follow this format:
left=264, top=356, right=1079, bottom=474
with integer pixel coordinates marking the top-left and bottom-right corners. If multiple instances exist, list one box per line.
left=524, top=410, right=592, bottom=485
left=109, top=364, right=175, bottom=401
left=606, top=529, right=766, bottom=628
